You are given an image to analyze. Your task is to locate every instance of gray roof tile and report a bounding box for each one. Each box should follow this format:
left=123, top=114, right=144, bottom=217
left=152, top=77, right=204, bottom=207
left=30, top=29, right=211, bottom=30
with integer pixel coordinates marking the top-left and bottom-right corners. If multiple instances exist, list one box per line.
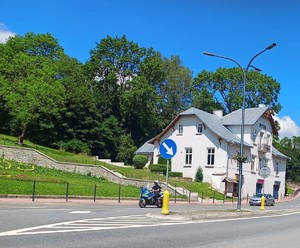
left=222, top=107, right=269, bottom=125
left=180, top=107, right=250, bottom=146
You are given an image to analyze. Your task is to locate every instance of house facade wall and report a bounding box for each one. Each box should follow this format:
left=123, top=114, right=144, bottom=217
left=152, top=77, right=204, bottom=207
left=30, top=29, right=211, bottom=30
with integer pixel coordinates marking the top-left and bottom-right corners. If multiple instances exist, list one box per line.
left=152, top=112, right=287, bottom=199
left=153, top=115, right=229, bottom=186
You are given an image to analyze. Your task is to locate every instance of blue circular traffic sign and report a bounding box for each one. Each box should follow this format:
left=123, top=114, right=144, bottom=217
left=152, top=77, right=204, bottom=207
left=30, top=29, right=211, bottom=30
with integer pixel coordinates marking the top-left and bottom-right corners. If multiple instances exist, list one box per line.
left=159, top=139, right=177, bottom=159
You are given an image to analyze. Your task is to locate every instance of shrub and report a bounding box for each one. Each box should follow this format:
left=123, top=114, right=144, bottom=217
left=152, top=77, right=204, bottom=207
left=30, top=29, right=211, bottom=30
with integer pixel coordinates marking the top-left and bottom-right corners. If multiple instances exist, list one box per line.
left=195, top=166, right=204, bottom=182
left=169, top=172, right=183, bottom=177
left=149, top=164, right=167, bottom=174
left=158, top=156, right=172, bottom=166
left=58, top=139, right=90, bottom=154
left=132, top=155, right=147, bottom=169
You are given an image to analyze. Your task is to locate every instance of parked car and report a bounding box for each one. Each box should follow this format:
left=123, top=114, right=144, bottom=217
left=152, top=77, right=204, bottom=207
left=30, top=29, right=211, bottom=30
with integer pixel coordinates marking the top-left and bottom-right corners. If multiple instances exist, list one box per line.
left=249, top=193, right=275, bottom=206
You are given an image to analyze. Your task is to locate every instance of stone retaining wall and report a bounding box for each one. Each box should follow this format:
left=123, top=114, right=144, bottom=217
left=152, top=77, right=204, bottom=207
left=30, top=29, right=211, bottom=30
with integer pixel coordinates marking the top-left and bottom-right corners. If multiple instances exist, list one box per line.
left=0, top=145, right=179, bottom=195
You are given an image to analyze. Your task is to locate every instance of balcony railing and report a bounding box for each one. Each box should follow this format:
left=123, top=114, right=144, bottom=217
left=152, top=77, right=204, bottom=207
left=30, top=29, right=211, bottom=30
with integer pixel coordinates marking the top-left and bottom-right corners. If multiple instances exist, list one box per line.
left=258, top=143, right=271, bottom=152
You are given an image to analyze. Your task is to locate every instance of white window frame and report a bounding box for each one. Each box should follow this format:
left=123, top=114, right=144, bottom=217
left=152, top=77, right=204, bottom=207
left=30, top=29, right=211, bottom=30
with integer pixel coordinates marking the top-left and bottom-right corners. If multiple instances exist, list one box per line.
left=251, top=156, right=255, bottom=171
left=207, top=148, right=215, bottom=166
left=178, top=124, right=183, bottom=134
left=197, top=123, right=203, bottom=134
left=185, top=147, right=192, bottom=166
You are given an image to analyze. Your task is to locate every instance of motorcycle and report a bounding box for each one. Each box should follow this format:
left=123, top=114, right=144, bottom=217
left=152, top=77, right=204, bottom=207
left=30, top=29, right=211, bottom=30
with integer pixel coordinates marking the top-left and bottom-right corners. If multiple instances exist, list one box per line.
left=139, top=187, right=163, bottom=208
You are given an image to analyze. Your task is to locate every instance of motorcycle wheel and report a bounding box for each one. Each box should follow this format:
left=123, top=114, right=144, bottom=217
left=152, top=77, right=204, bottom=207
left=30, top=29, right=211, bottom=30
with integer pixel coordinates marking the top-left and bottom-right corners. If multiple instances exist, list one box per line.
left=156, top=198, right=163, bottom=208
left=139, top=199, right=146, bottom=208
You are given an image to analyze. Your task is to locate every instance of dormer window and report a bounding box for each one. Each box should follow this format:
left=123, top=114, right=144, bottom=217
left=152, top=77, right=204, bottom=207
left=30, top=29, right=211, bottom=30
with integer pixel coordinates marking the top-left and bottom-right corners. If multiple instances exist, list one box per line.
left=259, top=123, right=266, bottom=130
left=197, top=123, right=203, bottom=134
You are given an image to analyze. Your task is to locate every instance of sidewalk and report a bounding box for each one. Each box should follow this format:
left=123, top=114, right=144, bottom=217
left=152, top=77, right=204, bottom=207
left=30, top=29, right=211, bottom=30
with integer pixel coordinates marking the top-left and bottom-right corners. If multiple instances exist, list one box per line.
left=0, top=193, right=298, bottom=206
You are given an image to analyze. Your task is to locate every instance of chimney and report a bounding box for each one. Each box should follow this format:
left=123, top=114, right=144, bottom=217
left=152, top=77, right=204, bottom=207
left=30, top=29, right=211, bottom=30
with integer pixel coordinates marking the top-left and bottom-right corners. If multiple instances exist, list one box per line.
left=213, top=110, right=223, bottom=118
left=258, top=104, right=266, bottom=108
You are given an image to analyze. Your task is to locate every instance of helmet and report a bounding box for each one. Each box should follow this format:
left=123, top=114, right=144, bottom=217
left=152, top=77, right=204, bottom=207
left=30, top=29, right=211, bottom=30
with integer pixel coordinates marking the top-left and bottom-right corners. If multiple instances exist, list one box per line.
left=154, top=180, right=159, bottom=184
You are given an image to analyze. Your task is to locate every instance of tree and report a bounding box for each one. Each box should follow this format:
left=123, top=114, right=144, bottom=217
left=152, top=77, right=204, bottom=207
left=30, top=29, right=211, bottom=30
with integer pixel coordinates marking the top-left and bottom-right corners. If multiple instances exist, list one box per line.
left=86, top=35, right=149, bottom=92
left=97, top=116, right=122, bottom=160
left=193, top=67, right=282, bottom=114
left=85, top=35, right=166, bottom=147
left=0, top=33, right=66, bottom=145
left=116, top=134, right=137, bottom=165
left=192, top=88, right=223, bottom=113
left=159, top=56, right=193, bottom=122
left=120, top=76, right=164, bottom=146
left=274, top=136, right=300, bottom=182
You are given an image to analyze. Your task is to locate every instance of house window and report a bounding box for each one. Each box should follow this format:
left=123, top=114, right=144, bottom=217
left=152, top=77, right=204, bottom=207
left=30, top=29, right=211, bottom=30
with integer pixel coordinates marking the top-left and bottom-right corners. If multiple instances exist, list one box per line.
left=178, top=124, right=183, bottom=134
left=258, top=158, right=267, bottom=171
left=197, top=123, right=203, bottom=134
left=259, top=158, right=263, bottom=171
left=259, top=123, right=266, bottom=130
left=275, top=161, right=279, bottom=174
left=207, top=148, right=215, bottom=165
left=185, top=147, right=192, bottom=165
left=251, top=156, right=255, bottom=171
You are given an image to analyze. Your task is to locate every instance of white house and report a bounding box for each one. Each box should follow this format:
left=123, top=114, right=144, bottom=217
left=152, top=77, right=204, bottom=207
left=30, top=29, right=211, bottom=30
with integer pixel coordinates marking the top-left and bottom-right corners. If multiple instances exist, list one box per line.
left=136, top=106, right=289, bottom=199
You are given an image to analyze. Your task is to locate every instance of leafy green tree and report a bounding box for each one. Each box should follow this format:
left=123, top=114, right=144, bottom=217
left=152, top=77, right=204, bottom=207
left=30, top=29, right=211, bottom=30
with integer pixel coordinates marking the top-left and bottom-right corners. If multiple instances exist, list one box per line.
left=192, top=88, right=223, bottom=113
left=193, top=68, right=282, bottom=114
left=160, top=55, right=193, bottom=122
left=0, top=33, right=66, bottom=145
left=85, top=35, right=167, bottom=148
left=116, top=134, right=137, bottom=165
left=97, top=116, right=122, bottom=160
left=120, top=76, right=164, bottom=146
left=274, top=136, right=300, bottom=181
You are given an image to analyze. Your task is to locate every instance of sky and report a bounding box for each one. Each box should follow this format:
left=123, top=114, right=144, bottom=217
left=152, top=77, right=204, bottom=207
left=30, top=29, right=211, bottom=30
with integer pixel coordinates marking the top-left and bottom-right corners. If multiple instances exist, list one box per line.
left=1, top=0, right=299, bottom=139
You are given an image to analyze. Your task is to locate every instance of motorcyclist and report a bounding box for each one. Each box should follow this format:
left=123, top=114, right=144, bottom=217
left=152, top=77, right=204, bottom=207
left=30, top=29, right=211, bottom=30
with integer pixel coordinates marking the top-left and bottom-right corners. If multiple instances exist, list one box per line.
left=151, top=180, right=161, bottom=203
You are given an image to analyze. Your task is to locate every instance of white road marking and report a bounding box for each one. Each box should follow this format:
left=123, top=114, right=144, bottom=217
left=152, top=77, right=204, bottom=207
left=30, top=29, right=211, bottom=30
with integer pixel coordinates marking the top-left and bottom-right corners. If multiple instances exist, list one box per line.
left=69, top=211, right=91, bottom=214
left=0, top=212, right=299, bottom=237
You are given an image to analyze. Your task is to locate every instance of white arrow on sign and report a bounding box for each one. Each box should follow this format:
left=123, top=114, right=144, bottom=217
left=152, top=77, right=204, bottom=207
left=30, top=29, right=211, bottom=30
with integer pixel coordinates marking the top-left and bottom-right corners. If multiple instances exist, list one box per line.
left=162, top=142, right=174, bottom=156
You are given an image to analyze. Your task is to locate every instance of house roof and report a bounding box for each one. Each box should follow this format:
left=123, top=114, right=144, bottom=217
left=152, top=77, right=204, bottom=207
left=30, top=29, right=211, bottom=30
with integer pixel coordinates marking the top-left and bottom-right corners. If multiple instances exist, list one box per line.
left=150, top=107, right=251, bottom=147
left=135, top=140, right=154, bottom=154
left=272, top=146, right=290, bottom=160
left=222, top=107, right=278, bottom=136
left=222, top=107, right=268, bottom=125
left=182, top=107, right=249, bottom=146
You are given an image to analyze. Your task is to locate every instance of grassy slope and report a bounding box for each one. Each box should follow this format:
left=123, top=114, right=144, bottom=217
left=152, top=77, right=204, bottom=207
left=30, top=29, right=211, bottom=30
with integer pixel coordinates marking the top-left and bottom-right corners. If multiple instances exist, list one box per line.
left=0, top=134, right=224, bottom=200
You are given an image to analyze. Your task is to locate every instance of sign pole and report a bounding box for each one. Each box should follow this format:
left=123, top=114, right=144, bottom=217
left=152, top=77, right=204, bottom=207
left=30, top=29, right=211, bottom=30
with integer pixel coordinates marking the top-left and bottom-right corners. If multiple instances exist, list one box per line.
left=159, top=139, right=177, bottom=216
left=166, top=159, right=169, bottom=188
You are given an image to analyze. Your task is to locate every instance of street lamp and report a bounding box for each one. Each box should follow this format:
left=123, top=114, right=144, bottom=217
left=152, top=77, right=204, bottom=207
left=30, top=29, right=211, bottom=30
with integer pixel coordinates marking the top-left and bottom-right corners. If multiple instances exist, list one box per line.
left=203, top=43, right=276, bottom=211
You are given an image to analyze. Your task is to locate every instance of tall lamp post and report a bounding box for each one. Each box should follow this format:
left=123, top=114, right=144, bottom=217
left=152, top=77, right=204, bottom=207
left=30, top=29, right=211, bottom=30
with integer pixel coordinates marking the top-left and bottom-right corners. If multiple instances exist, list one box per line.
left=203, top=43, right=276, bottom=211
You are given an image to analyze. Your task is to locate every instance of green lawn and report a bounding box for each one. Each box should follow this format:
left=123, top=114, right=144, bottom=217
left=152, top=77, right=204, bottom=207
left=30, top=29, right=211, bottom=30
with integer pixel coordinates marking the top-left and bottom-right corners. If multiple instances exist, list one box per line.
left=0, top=133, right=225, bottom=200
left=0, top=159, right=139, bottom=197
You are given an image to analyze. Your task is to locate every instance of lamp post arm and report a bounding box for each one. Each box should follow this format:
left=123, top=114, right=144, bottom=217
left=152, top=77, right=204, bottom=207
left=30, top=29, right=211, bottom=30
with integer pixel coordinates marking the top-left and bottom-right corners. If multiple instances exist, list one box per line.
left=203, top=52, right=244, bottom=72
left=245, top=43, right=276, bottom=73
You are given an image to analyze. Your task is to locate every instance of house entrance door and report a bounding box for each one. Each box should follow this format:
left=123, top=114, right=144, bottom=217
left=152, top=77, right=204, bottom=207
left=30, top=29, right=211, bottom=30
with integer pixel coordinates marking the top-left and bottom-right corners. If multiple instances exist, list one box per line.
left=273, top=184, right=280, bottom=199
left=256, top=183, right=263, bottom=194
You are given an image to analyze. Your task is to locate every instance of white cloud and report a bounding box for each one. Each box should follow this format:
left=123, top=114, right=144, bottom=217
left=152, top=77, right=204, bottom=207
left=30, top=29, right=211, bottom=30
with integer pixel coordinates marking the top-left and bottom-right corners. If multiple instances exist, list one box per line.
left=274, top=115, right=300, bottom=139
left=0, top=24, right=16, bottom=43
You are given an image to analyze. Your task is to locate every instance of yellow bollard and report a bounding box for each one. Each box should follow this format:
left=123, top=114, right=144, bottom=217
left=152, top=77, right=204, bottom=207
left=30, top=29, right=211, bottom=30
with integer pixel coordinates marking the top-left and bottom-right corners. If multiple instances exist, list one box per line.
left=260, top=195, right=265, bottom=210
left=161, top=190, right=170, bottom=215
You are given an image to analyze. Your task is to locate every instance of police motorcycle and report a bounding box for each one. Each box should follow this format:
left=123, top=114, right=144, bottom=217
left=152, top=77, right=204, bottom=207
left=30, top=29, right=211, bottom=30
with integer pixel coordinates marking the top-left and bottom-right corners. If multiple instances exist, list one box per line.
left=139, top=186, right=163, bottom=208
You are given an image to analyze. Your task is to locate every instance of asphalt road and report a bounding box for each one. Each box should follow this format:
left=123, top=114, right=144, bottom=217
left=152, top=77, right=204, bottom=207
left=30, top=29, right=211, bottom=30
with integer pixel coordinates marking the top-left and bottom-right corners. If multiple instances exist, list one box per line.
left=0, top=197, right=299, bottom=248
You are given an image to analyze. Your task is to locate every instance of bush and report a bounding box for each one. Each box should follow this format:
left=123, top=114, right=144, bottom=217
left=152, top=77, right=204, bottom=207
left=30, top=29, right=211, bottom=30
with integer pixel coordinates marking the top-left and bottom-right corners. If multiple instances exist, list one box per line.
left=58, top=139, right=90, bottom=154
left=169, top=172, right=183, bottom=178
left=158, top=157, right=172, bottom=166
left=149, top=164, right=167, bottom=174
left=195, top=166, right=203, bottom=182
left=132, top=155, right=147, bottom=169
